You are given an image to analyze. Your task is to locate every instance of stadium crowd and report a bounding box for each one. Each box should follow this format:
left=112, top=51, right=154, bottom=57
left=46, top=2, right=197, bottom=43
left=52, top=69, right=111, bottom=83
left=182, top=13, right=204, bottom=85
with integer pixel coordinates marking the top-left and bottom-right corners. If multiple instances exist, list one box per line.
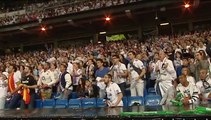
left=0, top=0, right=139, bottom=26
left=0, top=29, right=211, bottom=109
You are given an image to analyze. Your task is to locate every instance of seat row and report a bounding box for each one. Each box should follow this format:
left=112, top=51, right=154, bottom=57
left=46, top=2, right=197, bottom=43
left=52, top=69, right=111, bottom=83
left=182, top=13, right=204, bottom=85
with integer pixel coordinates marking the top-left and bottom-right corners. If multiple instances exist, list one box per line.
left=35, top=95, right=161, bottom=108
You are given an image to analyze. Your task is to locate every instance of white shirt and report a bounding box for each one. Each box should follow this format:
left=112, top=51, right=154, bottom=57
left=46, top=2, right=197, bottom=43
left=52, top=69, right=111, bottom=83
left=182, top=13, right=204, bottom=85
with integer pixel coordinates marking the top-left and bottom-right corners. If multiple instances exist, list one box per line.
left=112, top=62, right=127, bottom=84
left=187, top=76, right=196, bottom=85
left=196, top=77, right=211, bottom=98
left=67, top=62, right=73, bottom=75
left=38, top=69, right=57, bottom=87
left=127, top=59, right=145, bottom=82
left=106, top=82, right=123, bottom=107
left=177, top=83, right=199, bottom=104
left=0, top=79, right=7, bottom=98
left=72, top=69, right=82, bottom=86
left=156, top=57, right=176, bottom=82
left=14, top=71, right=21, bottom=88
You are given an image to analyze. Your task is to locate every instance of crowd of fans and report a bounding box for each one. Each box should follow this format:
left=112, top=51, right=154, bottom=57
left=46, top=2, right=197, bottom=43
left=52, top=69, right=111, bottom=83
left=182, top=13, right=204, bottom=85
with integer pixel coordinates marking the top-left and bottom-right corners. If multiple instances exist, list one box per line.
left=0, top=29, right=211, bottom=109
left=0, top=0, right=140, bottom=26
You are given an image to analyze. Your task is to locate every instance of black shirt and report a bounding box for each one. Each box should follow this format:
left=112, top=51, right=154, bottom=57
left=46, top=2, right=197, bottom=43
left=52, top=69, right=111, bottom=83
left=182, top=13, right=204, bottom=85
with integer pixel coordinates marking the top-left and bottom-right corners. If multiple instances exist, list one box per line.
left=21, top=75, right=37, bottom=94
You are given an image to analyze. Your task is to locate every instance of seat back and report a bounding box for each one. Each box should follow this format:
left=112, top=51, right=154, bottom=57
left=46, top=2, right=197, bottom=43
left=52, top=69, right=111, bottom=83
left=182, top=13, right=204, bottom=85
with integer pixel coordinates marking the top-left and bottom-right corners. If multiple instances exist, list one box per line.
left=145, top=95, right=161, bottom=106
left=68, top=99, right=81, bottom=108
left=42, top=99, right=55, bottom=108
left=81, top=98, right=97, bottom=108
left=128, top=96, right=144, bottom=106
left=35, top=99, right=43, bottom=108
left=96, top=98, right=106, bottom=107
left=55, top=99, right=68, bottom=108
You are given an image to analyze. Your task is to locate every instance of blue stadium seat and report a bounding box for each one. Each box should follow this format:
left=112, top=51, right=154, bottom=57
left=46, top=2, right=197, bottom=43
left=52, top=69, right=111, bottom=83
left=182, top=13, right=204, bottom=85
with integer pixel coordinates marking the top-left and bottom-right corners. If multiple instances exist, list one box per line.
left=127, top=96, right=144, bottom=106
left=68, top=99, right=81, bottom=108
left=55, top=99, right=68, bottom=108
left=81, top=98, right=97, bottom=108
left=35, top=99, right=42, bottom=108
left=42, top=99, right=55, bottom=108
left=96, top=98, right=106, bottom=107
left=124, top=89, right=131, bottom=96
left=145, top=95, right=161, bottom=106
left=70, top=92, right=78, bottom=99
left=148, top=88, right=156, bottom=95
left=122, top=96, right=128, bottom=107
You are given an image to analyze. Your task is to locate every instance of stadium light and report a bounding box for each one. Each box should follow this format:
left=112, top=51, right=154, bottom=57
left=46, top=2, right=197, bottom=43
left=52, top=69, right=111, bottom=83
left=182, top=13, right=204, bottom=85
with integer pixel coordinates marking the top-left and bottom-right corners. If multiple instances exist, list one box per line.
left=99, top=31, right=106, bottom=35
left=105, top=17, right=111, bottom=21
left=41, top=27, right=46, bottom=31
left=160, top=22, right=169, bottom=26
left=184, top=3, right=190, bottom=8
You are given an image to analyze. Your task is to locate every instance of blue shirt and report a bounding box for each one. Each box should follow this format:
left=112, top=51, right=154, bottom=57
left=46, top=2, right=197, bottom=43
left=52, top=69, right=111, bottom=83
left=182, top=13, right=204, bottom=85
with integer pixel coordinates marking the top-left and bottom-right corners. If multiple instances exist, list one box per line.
left=95, top=67, right=110, bottom=78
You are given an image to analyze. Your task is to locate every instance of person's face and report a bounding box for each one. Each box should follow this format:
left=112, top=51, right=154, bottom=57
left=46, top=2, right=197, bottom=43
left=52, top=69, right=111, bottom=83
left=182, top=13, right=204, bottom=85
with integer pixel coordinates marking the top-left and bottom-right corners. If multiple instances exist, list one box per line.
left=24, top=67, right=30, bottom=74
left=8, top=66, right=13, bottom=74
left=96, top=61, right=103, bottom=68
left=182, top=59, right=189, bottom=66
left=128, top=52, right=135, bottom=60
left=104, top=75, right=110, bottom=84
left=159, top=52, right=165, bottom=60
left=182, top=68, right=189, bottom=76
left=179, top=76, right=187, bottom=86
left=112, top=56, right=119, bottom=64
left=87, top=60, right=92, bottom=65
left=50, top=64, right=55, bottom=69
left=38, top=64, right=43, bottom=70
left=60, top=65, right=65, bottom=72
left=195, top=53, right=202, bottom=60
left=200, top=70, right=207, bottom=80
left=44, top=63, right=49, bottom=70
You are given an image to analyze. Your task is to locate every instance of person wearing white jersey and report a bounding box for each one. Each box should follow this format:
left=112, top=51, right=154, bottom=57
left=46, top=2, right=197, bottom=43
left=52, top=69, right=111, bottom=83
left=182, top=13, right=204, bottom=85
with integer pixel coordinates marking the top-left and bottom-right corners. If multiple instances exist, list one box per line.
left=38, top=62, right=57, bottom=100
left=110, top=55, right=128, bottom=96
left=177, top=75, right=199, bottom=105
left=196, top=69, right=211, bottom=102
left=104, top=74, right=123, bottom=107
left=155, top=50, right=177, bottom=97
left=127, top=51, right=146, bottom=97
left=0, top=72, right=8, bottom=109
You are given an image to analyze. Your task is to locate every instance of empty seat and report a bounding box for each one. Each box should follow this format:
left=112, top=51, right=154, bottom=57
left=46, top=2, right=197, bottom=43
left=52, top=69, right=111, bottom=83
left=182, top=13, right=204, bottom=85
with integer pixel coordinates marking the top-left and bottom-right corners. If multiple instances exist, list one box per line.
left=55, top=99, right=68, bottom=108
left=127, top=96, right=144, bottom=106
left=35, top=99, right=42, bottom=108
left=96, top=98, right=106, bottom=107
left=42, top=99, right=55, bottom=108
left=145, top=95, right=161, bottom=106
left=68, top=99, right=81, bottom=108
left=81, top=98, right=97, bottom=108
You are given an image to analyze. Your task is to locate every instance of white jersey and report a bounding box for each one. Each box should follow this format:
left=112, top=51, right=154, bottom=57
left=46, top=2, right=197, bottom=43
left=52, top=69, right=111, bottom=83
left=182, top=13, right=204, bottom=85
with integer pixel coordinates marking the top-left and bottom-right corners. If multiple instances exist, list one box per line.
left=196, top=77, right=211, bottom=98
left=177, top=83, right=199, bottom=104
left=187, top=76, right=196, bottom=85
left=112, top=62, right=127, bottom=84
left=0, top=80, right=7, bottom=98
left=106, top=82, right=123, bottom=107
left=38, top=69, right=57, bottom=87
left=127, top=59, right=145, bottom=82
left=155, top=57, right=176, bottom=96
